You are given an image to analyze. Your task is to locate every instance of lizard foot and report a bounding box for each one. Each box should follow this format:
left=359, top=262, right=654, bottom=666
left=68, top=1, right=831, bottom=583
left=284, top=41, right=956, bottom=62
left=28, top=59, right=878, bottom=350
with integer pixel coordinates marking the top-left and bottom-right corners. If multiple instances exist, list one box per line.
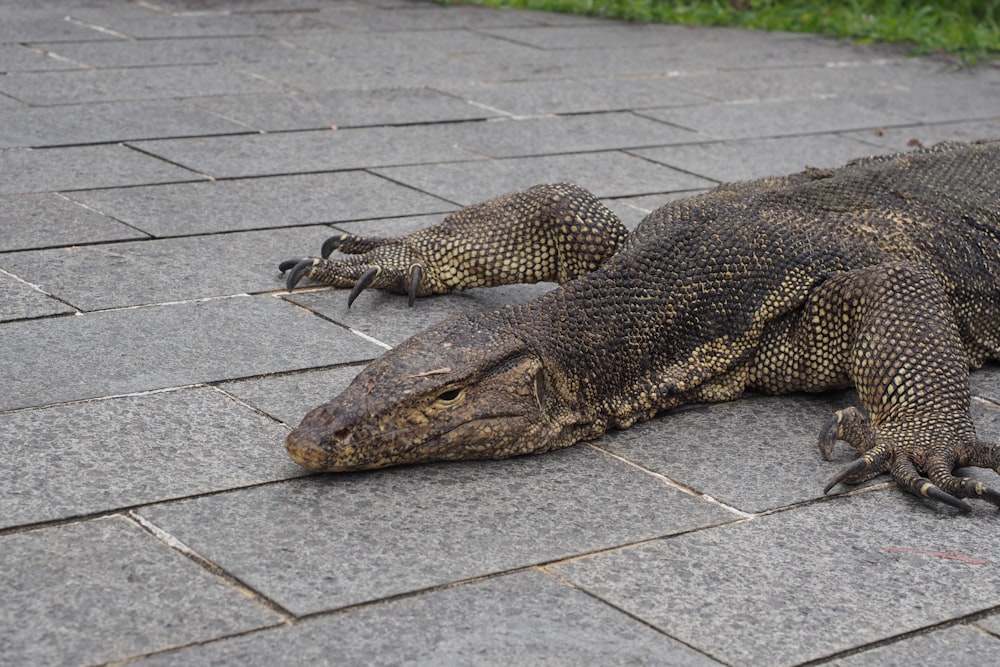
left=279, top=234, right=430, bottom=307
left=819, top=408, right=1000, bottom=511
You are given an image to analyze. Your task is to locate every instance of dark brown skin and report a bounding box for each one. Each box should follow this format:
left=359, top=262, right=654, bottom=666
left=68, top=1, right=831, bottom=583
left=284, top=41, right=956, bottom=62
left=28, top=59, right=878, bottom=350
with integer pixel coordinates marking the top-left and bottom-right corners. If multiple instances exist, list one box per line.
left=282, top=141, right=1000, bottom=511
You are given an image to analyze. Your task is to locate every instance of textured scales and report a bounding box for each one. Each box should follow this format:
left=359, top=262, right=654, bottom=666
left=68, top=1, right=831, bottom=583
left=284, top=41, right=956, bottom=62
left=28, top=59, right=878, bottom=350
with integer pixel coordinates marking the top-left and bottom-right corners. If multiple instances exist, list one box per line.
left=281, top=141, right=1000, bottom=510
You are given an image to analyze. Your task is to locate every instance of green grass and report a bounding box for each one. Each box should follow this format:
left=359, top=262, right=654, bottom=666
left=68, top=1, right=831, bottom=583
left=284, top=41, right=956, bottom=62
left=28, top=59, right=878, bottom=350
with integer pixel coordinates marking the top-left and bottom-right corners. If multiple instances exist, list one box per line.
left=448, top=0, right=999, bottom=63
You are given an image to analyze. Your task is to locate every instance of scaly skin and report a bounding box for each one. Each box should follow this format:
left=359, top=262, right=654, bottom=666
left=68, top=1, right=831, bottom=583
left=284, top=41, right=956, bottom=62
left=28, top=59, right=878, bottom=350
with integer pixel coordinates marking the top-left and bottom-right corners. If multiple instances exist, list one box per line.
left=281, top=140, right=1000, bottom=510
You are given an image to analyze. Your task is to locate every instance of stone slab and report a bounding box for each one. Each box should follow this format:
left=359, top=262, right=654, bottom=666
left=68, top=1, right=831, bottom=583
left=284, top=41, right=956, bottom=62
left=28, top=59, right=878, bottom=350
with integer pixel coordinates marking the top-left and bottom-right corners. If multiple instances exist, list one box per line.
left=131, top=127, right=484, bottom=179
left=0, top=44, right=81, bottom=72
left=629, top=134, right=883, bottom=183
left=188, top=88, right=496, bottom=132
left=440, top=77, right=709, bottom=117
left=131, top=570, right=722, bottom=666
left=552, top=490, right=1000, bottom=666
left=0, top=271, right=74, bottom=322
left=849, top=81, right=1000, bottom=124
left=0, top=515, right=281, bottom=666
left=65, top=4, right=338, bottom=39
left=219, top=365, right=367, bottom=428
left=0, top=65, right=283, bottom=106
left=67, top=171, right=454, bottom=237
left=283, top=26, right=532, bottom=56
left=637, top=98, right=910, bottom=141
left=970, top=365, right=1000, bottom=404
left=0, top=294, right=383, bottom=411
left=0, top=387, right=301, bottom=529
left=663, top=60, right=942, bottom=103
left=478, top=23, right=804, bottom=51
left=37, top=35, right=309, bottom=68
left=321, top=4, right=553, bottom=31
left=137, top=446, right=737, bottom=615
left=0, top=145, right=202, bottom=195
left=977, top=613, right=1000, bottom=636
left=841, top=120, right=1000, bottom=152
left=284, top=282, right=556, bottom=347
left=600, top=392, right=868, bottom=514
left=0, top=192, right=147, bottom=252
left=417, top=112, right=703, bottom=158
left=238, top=52, right=497, bottom=92
left=1, top=226, right=332, bottom=310
left=0, top=7, right=110, bottom=42
left=0, top=100, right=250, bottom=149
left=375, top=151, right=716, bottom=206
left=826, top=624, right=1000, bottom=667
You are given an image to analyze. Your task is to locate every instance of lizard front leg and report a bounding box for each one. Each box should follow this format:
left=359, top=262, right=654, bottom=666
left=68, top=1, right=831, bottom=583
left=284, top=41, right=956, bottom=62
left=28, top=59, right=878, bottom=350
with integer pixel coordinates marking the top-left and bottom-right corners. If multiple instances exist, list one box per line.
left=753, top=261, right=1000, bottom=509
left=279, top=183, right=627, bottom=306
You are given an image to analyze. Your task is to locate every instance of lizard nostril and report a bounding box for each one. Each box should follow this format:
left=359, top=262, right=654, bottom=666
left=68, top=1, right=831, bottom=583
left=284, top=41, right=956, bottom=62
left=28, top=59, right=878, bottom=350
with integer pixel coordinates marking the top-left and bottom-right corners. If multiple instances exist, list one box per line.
left=333, top=427, right=351, bottom=441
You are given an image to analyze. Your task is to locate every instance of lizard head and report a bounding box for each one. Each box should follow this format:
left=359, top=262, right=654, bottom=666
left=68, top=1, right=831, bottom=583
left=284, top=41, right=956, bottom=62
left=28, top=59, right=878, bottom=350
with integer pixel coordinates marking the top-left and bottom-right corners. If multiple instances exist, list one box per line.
left=285, top=314, right=576, bottom=472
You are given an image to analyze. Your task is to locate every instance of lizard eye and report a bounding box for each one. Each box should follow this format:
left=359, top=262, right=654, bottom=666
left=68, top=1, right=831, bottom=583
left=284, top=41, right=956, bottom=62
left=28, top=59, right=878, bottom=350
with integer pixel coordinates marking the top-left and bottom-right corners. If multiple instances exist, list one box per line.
left=435, top=388, right=464, bottom=405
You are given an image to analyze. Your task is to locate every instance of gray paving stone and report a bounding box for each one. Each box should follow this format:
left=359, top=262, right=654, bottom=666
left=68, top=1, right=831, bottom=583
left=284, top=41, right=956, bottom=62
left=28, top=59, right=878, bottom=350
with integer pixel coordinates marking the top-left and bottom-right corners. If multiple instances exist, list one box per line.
left=137, top=446, right=736, bottom=615
left=0, top=64, right=283, bottom=105
left=66, top=171, right=454, bottom=237
left=417, top=112, right=703, bottom=158
left=0, top=192, right=147, bottom=251
left=663, top=61, right=941, bottom=103
left=841, top=120, right=1000, bottom=152
left=849, top=81, right=1000, bottom=124
left=0, top=515, right=281, bottom=666
left=239, top=51, right=497, bottom=92
left=552, top=490, right=1000, bottom=666
left=375, top=151, right=716, bottom=206
left=66, top=4, right=337, bottom=39
left=0, top=271, right=74, bottom=322
left=0, top=387, right=301, bottom=529
left=37, top=35, right=310, bottom=68
left=321, top=4, right=553, bottom=31
left=131, top=570, right=722, bottom=666
left=629, top=134, right=883, bottom=183
left=600, top=392, right=867, bottom=514
left=825, top=624, right=1000, bottom=667
left=0, top=7, right=110, bottom=42
left=187, top=87, right=495, bottom=132
left=131, top=126, right=484, bottom=179
left=282, top=26, right=532, bottom=56
left=0, top=145, right=202, bottom=195
left=0, top=100, right=250, bottom=149
left=977, top=613, right=1000, bottom=636
left=479, top=23, right=804, bottom=51
left=458, top=45, right=712, bottom=82
left=0, top=44, right=81, bottom=72
left=331, top=213, right=446, bottom=239
left=0, top=294, right=383, bottom=411
left=440, top=77, right=709, bottom=117
left=285, top=282, right=556, bottom=346
left=638, top=98, right=911, bottom=141
left=1, top=226, right=332, bottom=310
left=970, top=365, right=1000, bottom=404
left=219, top=365, right=366, bottom=427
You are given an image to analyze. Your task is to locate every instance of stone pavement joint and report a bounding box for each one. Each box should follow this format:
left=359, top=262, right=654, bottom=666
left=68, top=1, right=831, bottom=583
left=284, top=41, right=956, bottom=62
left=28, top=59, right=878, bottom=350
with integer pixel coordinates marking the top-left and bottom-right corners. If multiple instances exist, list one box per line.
left=1, top=1, right=999, bottom=665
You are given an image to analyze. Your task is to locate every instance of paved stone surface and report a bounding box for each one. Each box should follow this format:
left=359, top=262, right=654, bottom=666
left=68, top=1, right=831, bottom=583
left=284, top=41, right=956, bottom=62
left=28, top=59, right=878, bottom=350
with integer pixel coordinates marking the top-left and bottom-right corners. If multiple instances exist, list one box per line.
left=551, top=491, right=1000, bottom=666
left=137, top=447, right=735, bottom=615
left=132, top=570, right=723, bottom=666
left=0, top=516, right=281, bottom=666
left=3, top=1, right=999, bottom=665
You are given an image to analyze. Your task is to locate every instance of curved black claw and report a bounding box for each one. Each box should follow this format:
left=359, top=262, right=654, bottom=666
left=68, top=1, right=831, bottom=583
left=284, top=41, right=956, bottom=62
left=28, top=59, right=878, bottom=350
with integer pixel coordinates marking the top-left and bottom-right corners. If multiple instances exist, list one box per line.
left=980, top=486, right=1000, bottom=508
left=347, top=266, right=380, bottom=308
left=823, top=457, right=869, bottom=495
left=919, top=483, right=971, bottom=511
left=284, top=259, right=316, bottom=292
left=818, top=412, right=839, bottom=461
left=321, top=235, right=343, bottom=259
left=407, top=264, right=422, bottom=308
left=278, top=259, right=298, bottom=273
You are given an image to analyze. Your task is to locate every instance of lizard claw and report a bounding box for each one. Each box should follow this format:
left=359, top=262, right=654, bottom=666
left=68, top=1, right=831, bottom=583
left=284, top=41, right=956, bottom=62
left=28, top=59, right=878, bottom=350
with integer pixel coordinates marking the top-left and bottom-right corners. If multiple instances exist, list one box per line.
left=282, top=258, right=318, bottom=292
left=347, top=267, right=380, bottom=308
left=407, top=264, right=422, bottom=308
